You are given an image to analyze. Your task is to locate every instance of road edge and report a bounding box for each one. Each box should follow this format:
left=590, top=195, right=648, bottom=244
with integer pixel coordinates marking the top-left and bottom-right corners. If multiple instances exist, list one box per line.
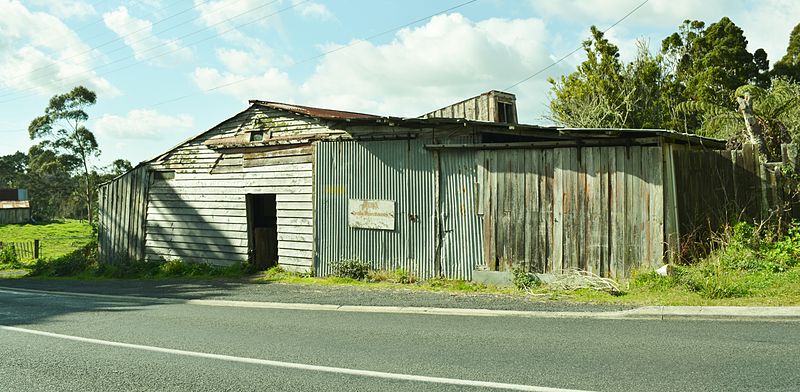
left=2, top=285, right=799, bottom=321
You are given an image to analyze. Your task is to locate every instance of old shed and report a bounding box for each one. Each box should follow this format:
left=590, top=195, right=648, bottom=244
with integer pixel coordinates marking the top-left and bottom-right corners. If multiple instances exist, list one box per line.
left=99, top=91, right=732, bottom=279
left=0, top=189, right=31, bottom=225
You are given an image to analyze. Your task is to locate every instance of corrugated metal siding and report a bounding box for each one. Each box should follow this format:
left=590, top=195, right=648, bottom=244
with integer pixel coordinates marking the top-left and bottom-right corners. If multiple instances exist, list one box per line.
left=439, top=150, right=484, bottom=279
left=315, top=138, right=483, bottom=280
left=98, top=165, right=150, bottom=263
left=315, top=139, right=442, bottom=278
left=0, top=208, right=31, bottom=224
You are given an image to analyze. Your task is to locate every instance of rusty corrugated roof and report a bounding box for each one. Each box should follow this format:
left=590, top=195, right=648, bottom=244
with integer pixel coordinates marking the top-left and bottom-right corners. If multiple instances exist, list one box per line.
left=0, top=200, right=29, bottom=209
left=250, top=100, right=381, bottom=120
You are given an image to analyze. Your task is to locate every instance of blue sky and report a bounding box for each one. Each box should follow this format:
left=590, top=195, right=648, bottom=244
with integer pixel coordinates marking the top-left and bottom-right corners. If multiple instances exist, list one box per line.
left=1, top=0, right=798, bottom=168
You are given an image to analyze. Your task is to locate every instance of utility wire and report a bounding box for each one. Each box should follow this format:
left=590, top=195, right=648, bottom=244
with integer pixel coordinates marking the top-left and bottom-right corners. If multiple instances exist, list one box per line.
left=504, top=0, right=649, bottom=91
left=151, top=0, right=480, bottom=108
left=3, top=0, right=216, bottom=87
left=0, top=0, right=293, bottom=104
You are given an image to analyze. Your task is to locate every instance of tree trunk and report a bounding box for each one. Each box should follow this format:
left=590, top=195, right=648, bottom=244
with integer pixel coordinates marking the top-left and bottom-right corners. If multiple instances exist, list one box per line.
left=737, top=92, right=768, bottom=160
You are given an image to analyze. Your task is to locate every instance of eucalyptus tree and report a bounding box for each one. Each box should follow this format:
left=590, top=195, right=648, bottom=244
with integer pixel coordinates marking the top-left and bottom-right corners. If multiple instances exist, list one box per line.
left=28, top=86, right=100, bottom=222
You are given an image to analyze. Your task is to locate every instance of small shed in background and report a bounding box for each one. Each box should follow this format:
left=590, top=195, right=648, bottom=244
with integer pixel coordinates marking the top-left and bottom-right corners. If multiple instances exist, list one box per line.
left=98, top=91, right=772, bottom=280
left=0, top=189, right=31, bottom=225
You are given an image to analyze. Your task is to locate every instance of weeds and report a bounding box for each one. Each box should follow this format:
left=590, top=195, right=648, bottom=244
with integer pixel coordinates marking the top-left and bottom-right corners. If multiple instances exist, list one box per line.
left=331, top=259, right=370, bottom=280
left=511, top=266, right=541, bottom=290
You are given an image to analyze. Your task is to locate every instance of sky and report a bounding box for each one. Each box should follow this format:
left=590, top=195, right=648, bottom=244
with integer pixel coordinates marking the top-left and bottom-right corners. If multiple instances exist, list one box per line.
left=0, top=0, right=798, bottom=169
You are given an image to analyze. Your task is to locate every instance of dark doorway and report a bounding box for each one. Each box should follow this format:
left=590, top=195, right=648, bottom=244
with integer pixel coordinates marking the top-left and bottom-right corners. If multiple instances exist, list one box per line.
left=246, top=194, right=278, bottom=270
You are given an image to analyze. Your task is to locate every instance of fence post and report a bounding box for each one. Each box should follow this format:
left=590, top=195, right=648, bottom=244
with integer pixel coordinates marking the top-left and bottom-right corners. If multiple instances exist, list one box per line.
left=34, top=239, right=40, bottom=259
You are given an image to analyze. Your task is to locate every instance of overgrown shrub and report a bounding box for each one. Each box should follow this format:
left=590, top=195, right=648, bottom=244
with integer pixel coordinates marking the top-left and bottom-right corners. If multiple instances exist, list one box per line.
left=0, top=244, right=21, bottom=268
left=512, top=266, right=541, bottom=290
left=331, top=259, right=370, bottom=280
left=29, top=240, right=98, bottom=277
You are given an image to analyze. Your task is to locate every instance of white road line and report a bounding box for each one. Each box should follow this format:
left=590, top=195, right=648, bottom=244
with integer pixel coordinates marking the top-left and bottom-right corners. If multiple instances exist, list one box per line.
left=1, top=325, right=592, bottom=392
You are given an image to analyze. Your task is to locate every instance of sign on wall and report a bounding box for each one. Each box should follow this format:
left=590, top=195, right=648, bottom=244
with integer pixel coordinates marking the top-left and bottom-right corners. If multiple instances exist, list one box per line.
left=348, top=199, right=395, bottom=230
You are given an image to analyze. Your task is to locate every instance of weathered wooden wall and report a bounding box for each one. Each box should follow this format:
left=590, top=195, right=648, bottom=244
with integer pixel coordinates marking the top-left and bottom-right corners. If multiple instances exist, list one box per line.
left=144, top=106, right=320, bottom=271
left=669, top=143, right=800, bottom=260
left=98, top=165, right=150, bottom=263
left=478, top=146, right=665, bottom=278
left=0, top=208, right=30, bottom=225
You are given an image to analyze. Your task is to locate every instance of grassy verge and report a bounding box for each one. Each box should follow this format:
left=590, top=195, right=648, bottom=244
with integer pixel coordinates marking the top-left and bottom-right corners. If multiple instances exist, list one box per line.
left=0, top=219, right=93, bottom=260
left=2, top=240, right=251, bottom=280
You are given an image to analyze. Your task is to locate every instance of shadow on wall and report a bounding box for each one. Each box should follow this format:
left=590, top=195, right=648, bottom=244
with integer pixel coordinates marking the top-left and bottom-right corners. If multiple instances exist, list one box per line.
left=144, top=173, right=248, bottom=267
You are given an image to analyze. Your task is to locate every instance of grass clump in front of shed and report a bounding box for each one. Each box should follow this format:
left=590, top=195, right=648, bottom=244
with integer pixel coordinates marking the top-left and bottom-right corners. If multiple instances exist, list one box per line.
left=19, top=242, right=251, bottom=280
left=560, top=220, right=800, bottom=305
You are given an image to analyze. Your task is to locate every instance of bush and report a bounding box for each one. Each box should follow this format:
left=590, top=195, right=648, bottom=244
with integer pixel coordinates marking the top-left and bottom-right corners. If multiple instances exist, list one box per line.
left=29, top=240, right=98, bottom=277
left=0, top=244, right=21, bottom=268
left=512, top=266, right=541, bottom=290
left=331, top=259, right=370, bottom=280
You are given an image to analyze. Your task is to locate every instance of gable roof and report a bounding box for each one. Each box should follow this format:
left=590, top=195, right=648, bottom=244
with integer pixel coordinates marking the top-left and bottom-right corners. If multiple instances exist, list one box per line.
left=249, top=100, right=381, bottom=120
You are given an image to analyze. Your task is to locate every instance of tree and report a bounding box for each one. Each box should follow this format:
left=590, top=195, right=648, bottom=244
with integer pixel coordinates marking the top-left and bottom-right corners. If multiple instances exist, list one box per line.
left=26, top=145, right=79, bottom=220
left=772, top=23, right=800, bottom=82
left=677, top=77, right=800, bottom=160
left=548, top=30, right=668, bottom=129
left=28, top=86, right=99, bottom=222
left=662, top=17, right=768, bottom=108
left=0, top=151, right=28, bottom=188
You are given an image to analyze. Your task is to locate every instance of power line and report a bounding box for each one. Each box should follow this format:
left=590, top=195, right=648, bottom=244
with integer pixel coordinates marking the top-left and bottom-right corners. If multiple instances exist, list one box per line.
left=151, top=0, right=480, bottom=108
left=3, top=0, right=216, bottom=87
left=0, top=0, right=292, bottom=104
left=504, top=0, right=649, bottom=91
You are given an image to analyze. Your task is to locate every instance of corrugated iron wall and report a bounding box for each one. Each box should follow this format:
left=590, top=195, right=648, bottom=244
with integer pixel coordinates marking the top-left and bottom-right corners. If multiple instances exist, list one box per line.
left=315, top=139, right=483, bottom=279
left=98, top=165, right=150, bottom=263
left=439, top=150, right=484, bottom=279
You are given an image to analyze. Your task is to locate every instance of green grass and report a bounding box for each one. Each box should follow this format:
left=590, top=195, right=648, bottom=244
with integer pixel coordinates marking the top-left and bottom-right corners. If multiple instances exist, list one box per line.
left=259, top=266, right=520, bottom=295
left=0, top=219, right=93, bottom=260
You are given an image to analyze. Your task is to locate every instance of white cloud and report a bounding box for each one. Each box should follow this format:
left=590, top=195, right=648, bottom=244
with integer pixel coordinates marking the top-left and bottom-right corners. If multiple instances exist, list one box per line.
left=103, top=6, right=192, bottom=66
left=192, top=67, right=296, bottom=104
left=531, top=0, right=729, bottom=28
left=0, top=1, right=118, bottom=97
left=29, top=0, right=95, bottom=19
left=293, top=1, right=333, bottom=20
left=192, top=13, right=562, bottom=122
left=94, top=109, right=194, bottom=140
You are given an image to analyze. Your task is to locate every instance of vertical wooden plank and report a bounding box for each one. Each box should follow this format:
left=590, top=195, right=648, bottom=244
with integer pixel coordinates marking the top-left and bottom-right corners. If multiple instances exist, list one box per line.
left=585, top=147, right=599, bottom=275
left=600, top=147, right=611, bottom=277
left=560, top=148, right=572, bottom=271
left=540, top=149, right=553, bottom=273
left=649, top=147, right=665, bottom=269
left=484, top=152, right=498, bottom=270
left=578, top=147, right=589, bottom=272
left=512, top=150, right=526, bottom=271
left=523, top=150, right=536, bottom=272
left=496, top=154, right=508, bottom=270
left=662, top=144, right=679, bottom=265
left=610, top=147, right=625, bottom=279
left=625, top=147, right=644, bottom=276
left=552, top=148, right=564, bottom=274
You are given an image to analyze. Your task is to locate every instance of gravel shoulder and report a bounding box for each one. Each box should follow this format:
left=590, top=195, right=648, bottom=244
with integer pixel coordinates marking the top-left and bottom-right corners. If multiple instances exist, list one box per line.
left=0, top=278, right=635, bottom=313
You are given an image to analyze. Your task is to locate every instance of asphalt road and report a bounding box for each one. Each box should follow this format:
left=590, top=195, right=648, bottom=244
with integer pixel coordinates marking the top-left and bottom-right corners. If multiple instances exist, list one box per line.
left=1, top=285, right=799, bottom=391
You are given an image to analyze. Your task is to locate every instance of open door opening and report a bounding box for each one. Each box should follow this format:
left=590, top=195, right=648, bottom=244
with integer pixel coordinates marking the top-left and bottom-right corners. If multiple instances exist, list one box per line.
left=246, top=194, right=278, bottom=271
